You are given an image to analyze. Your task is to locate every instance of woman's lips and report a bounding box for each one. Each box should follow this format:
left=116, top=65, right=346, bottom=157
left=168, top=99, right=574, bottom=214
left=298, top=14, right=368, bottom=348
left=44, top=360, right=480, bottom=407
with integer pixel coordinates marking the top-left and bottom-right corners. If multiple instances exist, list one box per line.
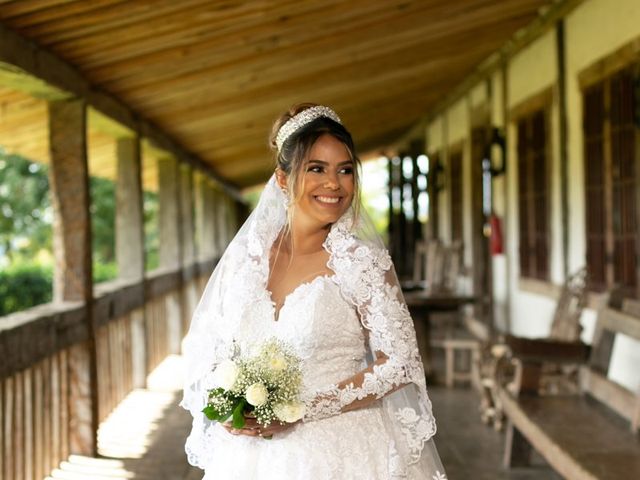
left=315, top=195, right=341, bottom=204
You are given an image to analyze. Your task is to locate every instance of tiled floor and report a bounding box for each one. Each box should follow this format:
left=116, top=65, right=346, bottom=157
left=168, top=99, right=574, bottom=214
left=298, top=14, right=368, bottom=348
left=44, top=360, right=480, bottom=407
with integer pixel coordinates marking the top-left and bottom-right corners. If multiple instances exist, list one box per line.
left=46, top=354, right=562, bottom=480
left=430, top=387, right=562, bottom=480
left=47, top=354, right=201, bottom=480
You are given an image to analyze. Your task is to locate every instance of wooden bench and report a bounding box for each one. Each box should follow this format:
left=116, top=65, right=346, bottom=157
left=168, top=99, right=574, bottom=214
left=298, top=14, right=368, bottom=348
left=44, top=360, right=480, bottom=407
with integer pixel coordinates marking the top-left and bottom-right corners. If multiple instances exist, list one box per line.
left=497, top=305, right=640, bottom=479
left=478, top=267, right=589, bottom=428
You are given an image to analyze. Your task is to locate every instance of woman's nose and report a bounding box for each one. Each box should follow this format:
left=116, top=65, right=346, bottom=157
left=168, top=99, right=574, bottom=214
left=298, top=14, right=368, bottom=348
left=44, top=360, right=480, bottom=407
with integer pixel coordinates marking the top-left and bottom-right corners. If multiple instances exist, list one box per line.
left=324, top=175, right=339, bottom=190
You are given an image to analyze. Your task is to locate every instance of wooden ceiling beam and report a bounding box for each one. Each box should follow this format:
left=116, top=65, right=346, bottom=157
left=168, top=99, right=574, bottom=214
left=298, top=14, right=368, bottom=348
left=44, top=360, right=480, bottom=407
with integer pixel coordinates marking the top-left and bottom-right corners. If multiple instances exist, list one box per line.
left=0, top=18, right=242, bottom=197
left=96, top=0, right=525, bottom=97
left=54, top=0, right=425, bottom=68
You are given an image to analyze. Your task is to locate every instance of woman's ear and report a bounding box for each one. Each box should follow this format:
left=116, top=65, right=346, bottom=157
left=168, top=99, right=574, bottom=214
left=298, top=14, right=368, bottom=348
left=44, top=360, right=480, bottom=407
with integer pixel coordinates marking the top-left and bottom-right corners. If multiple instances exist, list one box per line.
left=275, top=168, right=287, bottom=191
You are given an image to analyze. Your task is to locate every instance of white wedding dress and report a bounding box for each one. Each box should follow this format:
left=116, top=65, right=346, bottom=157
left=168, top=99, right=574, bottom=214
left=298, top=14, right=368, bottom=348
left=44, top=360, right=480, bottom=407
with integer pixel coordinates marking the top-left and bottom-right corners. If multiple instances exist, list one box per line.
left=181, top=176, right=447, bottom=480
left=197, top=274, right=401, bottom=479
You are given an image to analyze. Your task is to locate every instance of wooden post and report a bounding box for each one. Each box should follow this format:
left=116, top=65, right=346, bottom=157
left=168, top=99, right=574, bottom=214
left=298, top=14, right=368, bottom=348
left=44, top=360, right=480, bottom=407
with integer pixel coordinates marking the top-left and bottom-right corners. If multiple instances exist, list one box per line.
left=428, top=153, right=440, bottom=240
left=115, top=135, right=147, bottom=388
left=47, top=98, right=98, bottom=456
left=195, top=172, right=215, bottom=262
left=503, top=421, right=533, bottom=467
left=179, top=164, right=197, bottom=333
left=158, top=156, right=182, bottom=354
left=470, top=123, right=493, bottom=331
left=556, top=20, right=570, bottom=280
left=158, top=156, right=181, bottom=270
left=180, top=165, right=195, bottom=266
left=116, top=136, right=144, bottom=281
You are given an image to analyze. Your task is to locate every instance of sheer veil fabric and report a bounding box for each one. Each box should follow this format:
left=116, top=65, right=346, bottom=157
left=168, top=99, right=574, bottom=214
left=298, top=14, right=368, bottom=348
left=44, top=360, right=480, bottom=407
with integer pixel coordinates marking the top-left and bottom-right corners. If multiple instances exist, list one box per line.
left=180, top=175, right=447, bottom=478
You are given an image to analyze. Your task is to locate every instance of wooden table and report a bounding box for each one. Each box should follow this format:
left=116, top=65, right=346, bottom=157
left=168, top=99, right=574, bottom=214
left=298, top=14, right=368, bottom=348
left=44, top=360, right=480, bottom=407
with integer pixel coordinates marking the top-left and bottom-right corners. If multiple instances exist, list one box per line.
left=403, top=287, right=478, bottom=381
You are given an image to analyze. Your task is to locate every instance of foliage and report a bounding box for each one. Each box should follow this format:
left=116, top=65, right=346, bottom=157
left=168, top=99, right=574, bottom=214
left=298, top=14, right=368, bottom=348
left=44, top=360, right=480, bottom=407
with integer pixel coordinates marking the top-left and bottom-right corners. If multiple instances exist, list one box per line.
left=0, top=152, right=52, bottom=263
left=94, top=261, right=118, bottom=283
left=0, top=150, right=122, bottom=314
left=90, top=176, right=116, bottom=267
left=0, top=262, right=52, bottom=316
left=143, top=190, right=159, bottom=271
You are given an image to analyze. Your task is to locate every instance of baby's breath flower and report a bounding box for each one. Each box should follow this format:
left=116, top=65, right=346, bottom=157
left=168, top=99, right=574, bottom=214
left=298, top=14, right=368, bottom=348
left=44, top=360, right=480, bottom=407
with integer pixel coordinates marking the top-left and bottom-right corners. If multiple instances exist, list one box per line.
left=203, top=337, right=304, bottom=429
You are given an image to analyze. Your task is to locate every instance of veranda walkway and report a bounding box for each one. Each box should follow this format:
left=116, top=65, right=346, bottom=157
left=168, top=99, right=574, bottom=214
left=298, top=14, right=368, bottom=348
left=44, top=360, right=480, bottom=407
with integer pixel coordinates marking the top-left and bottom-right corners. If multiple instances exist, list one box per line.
left=44, top=353, right=561, bottom=480
left=45, top=355, right=201, bottom=480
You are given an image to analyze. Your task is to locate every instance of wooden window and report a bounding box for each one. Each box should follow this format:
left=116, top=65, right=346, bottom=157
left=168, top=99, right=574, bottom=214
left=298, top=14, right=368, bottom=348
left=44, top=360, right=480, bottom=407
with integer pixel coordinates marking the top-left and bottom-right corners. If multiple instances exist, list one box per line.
left=517, top=109, right=550, bottom=280
left=583, top=66, right=639, bottom=293
left=450, top=150, right=463, bottom=243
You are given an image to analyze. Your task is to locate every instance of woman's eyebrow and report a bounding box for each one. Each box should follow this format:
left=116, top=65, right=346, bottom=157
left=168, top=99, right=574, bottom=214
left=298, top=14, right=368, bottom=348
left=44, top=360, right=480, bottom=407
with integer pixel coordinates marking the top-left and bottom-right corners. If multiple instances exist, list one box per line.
left=307, top=159, right=353, bottom=166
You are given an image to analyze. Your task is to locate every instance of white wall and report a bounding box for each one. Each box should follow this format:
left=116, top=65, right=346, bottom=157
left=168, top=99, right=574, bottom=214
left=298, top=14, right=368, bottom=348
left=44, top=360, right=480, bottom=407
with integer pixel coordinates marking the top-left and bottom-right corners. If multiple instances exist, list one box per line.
left=423, top=0, right=640, bottom=392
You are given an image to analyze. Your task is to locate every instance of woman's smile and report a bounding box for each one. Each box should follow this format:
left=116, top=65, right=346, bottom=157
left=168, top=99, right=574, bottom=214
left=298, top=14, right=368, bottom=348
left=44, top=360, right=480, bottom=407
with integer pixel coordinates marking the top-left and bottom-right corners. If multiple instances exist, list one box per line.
left=289, top=133, right=355, bottom=227
left=314, top=195, right=342, bottom=205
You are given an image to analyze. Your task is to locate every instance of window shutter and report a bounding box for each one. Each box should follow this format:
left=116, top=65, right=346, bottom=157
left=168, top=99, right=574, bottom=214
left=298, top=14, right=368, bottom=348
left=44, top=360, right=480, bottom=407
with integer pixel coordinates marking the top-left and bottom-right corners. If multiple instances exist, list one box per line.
left=583, top=82, right=607, bottom=291
left=450, top=151, right=463, bottom=243
left=610, top=68, right=637, bottom=291
left=517, top=118, right=531, bottom=278
left=517, top=109, right=549, bottom=280
left=531, top=111, right=549, bottom=280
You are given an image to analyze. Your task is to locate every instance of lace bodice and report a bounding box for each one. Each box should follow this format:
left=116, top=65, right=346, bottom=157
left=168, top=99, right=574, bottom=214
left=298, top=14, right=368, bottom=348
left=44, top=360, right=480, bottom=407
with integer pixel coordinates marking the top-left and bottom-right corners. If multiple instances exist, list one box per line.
left=229, top=274, right=368, bottom=395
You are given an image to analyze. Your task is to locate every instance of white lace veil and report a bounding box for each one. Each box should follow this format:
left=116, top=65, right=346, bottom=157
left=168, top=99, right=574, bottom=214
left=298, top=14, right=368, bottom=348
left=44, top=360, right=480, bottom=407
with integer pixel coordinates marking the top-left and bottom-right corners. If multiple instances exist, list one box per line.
left=180, top=175, right=446, bottom=478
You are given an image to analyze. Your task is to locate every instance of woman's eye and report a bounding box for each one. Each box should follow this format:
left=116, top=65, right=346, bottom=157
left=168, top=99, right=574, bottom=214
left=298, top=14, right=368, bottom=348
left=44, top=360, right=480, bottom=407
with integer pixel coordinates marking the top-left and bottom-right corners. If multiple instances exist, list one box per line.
left=308, top=166, right=323, bottom=173
left=340, top=167, right=354, bottom=174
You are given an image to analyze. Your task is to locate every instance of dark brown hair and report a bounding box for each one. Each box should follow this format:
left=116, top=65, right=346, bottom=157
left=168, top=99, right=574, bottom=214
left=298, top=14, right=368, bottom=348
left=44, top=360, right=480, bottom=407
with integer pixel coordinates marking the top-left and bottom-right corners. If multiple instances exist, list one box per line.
left=269, top=103, right=361, bottom=219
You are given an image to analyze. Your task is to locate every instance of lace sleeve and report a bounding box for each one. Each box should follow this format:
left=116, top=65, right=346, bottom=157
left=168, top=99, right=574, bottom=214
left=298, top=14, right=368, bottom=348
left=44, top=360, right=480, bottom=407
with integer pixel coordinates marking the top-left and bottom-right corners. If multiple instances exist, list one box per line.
left=302, top=349, right=412, bottom=421
left=302, top=234, right=426, bottom=423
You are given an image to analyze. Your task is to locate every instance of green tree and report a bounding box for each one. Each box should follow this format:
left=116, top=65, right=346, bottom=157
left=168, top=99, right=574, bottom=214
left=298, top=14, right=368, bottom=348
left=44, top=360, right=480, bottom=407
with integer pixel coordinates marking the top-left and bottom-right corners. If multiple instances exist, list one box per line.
left=0, top=151, right=52, bottom=263
left=90, top=176, right=116, bottom=265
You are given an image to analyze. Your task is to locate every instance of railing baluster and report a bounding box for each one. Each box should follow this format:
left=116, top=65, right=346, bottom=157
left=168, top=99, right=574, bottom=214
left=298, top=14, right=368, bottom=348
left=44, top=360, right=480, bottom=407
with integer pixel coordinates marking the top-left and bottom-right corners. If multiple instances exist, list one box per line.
left=1, top=261, right=218, bottom=478
left=59, top=350, right=69, bottom=462
left=32, top=366, right=41, bottom=480
left=14, top=371, right=23, bottom=480
left=3, top=376, right=13, bottom=480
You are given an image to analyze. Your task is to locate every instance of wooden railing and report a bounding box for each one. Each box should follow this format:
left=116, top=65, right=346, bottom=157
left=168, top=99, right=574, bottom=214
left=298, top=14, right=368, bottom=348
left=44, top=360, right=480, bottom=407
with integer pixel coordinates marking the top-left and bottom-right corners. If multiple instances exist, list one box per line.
left=0, top=258, right=217, bottom=480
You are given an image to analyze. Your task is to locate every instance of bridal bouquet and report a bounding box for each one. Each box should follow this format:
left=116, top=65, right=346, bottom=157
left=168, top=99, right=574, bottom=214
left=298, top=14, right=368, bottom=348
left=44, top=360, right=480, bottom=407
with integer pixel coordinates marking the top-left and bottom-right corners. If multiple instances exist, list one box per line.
left=202, top=338, right=305, bottom=431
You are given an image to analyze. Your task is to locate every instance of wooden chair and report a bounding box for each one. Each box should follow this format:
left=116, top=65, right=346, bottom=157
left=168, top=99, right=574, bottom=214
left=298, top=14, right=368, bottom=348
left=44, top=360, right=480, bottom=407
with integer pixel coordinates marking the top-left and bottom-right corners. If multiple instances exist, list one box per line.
left=412, top=239, right=446, bottom=290
left=477, top=267, right=589, bottom=428
left=496, top=304, right=640, bottom=479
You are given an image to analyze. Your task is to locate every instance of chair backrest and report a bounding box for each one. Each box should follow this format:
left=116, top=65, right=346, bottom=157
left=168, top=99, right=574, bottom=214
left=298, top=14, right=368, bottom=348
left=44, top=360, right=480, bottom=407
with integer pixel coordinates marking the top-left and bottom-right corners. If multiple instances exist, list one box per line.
left=549, top=267, right=588, bottom=342
left=583, top=306, right=640, bottom=433
left=442, top=241, right=463, bottom=291
left=412, top=239, right=464, bottom=292
left=412, top=240, right=428, bottom=283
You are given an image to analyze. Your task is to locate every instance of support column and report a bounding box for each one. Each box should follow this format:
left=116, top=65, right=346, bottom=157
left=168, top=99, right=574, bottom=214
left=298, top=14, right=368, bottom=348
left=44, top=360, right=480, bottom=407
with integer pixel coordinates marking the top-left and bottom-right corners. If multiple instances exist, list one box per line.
left=206, top=179, right=218, bottom=260
left=47, top=98, right=97, bottom=457
left=115, top=135, right=147, bottom=388
left=116, top=136, right=144, bottom=281
left=215, top=187, right=228, bottom=256
left=179, top=164, right=197, bottom=334
left=194, top=172, right=216, bottom=262
left=158, top=156, right=181, bottom=270
left=179, top=165, right=195, bottom=266
left=158, top=156, right=182, bottom=354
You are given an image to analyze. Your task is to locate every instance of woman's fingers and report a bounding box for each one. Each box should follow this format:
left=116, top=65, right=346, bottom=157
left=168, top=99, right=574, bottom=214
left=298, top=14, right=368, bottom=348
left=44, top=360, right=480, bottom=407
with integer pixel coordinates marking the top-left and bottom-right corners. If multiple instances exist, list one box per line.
left=222, top=419, right=296, bottom=437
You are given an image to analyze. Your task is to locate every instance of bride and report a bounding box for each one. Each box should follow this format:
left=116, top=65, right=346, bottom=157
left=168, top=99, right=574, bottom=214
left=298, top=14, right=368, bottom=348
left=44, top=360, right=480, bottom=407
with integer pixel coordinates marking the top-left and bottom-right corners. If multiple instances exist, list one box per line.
left=180, top=103, right=447, bottom=479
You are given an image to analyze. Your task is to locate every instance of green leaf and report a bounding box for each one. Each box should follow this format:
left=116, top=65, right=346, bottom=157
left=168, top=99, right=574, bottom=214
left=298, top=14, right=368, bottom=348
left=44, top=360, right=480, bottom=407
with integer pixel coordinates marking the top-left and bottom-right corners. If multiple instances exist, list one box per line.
left=232, top=399, right=246, bottom=429
left=202, top=404, right=220, bottom=421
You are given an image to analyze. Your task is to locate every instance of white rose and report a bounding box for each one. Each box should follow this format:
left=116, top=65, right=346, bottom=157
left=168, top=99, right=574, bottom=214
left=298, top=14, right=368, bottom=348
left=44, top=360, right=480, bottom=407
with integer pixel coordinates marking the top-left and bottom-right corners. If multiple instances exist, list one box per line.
left=245, top=383, right=268, bottom=406
left=268, top=354, right=287, bottom=371
left=273, top=401, right=306, bottom=423
left=212, top=360, right=239, bottom=390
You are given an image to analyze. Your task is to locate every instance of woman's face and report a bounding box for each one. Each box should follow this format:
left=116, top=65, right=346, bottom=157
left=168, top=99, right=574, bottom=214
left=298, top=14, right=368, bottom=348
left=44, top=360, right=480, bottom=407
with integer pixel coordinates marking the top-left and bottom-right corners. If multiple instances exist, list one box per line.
left=284, top=133, right=355, bottom=228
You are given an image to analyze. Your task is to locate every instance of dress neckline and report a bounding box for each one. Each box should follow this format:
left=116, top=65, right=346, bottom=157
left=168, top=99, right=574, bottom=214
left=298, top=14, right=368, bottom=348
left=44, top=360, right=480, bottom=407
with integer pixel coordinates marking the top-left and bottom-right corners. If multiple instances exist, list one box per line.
left=267, top=273, right=335, bottom=322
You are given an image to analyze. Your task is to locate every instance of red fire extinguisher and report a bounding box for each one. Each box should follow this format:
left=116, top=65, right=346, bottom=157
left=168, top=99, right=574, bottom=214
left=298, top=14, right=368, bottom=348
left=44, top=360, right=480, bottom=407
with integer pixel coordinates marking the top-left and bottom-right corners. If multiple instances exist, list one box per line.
left=489, top=214, right=504, bottom=255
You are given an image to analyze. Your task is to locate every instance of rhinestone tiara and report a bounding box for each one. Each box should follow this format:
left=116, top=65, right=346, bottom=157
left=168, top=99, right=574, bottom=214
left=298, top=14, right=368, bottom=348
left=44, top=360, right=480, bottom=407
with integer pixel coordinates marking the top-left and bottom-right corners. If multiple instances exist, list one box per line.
left=275, top=105, right=341, bottom=151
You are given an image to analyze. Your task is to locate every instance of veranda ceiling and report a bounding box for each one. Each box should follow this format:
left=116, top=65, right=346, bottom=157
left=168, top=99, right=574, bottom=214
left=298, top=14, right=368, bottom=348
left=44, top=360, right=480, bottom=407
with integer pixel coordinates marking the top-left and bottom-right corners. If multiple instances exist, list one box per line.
left=0, top=0, right=550, bottom=188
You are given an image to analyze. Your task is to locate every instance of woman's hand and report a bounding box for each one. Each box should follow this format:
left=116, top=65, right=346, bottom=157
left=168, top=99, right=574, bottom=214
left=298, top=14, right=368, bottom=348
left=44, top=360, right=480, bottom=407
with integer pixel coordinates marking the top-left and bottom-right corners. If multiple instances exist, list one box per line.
left=221, top=416, right=300, bottom=438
